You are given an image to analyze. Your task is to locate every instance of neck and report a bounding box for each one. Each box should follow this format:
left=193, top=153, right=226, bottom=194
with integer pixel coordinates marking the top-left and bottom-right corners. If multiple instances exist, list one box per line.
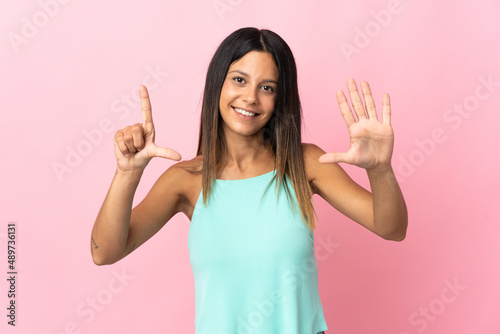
left=222, top=128, right=274, bottom=172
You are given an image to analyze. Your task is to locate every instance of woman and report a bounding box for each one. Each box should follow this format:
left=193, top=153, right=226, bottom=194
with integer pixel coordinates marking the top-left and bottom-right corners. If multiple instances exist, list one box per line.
left=91, top=27, right=407, bottom=333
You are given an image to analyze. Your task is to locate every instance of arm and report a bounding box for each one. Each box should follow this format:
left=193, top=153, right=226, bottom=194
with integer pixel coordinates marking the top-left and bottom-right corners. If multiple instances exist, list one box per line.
left=305, top=143, right=407, bottom=241
left=91, top=85, right=182, bottom=265
left=308, top=79, right=407, bottom=241
left=365, top=165, right=407, bottom=240
left=91, top=169, right=142, bottom=265
left=91, top=166, right=185, bottom=265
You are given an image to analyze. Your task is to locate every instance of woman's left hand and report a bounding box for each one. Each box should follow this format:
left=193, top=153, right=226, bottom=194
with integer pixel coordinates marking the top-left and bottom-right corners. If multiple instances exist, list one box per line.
left=319, top=78, right=394, bottom=171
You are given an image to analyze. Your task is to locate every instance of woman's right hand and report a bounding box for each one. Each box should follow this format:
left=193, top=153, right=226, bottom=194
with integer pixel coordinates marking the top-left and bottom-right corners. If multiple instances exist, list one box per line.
left=113, top=85, right=182, bottom=173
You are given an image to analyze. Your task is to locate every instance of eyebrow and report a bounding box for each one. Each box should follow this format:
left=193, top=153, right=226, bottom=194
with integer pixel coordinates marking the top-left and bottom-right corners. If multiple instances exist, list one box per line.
left=228, top=70, right=278, bottom=85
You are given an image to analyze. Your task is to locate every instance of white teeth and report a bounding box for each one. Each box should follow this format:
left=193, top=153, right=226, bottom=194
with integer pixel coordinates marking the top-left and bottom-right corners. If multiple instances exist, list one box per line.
left=234, top=107, right=256, bottom=116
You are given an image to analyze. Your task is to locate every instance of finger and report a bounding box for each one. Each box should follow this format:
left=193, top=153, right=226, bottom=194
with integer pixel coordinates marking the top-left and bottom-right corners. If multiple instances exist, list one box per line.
left=113, top=134, right=130, bottom=157
left=151, top=146, right=182, bottom=161
left=131, top=125, right=145, bottom=151
left=336, top=90, right=356, bottom=127
left=361, top=81, right=378, bottom=120
left=382, top=93, right=391, bottom=125
left=122, top=131, right=138, bottom=154
left=347, top=78, right=367, bottom=120
left=318, top=152, right=349, bottom=164
left=140, top=85, right=153, bottom=125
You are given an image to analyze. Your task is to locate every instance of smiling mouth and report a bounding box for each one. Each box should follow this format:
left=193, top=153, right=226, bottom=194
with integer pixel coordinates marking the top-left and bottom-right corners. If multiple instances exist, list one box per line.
left=233, top=107, right=259, bottom=117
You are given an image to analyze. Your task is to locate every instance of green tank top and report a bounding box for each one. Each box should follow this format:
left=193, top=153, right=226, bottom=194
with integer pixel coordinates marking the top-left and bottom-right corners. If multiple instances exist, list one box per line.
left=188, top=170, right=328, bottom=334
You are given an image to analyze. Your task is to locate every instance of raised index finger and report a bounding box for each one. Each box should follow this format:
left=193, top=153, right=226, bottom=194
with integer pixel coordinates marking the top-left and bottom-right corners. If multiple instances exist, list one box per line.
left=140, top=85, right=153, bottom=124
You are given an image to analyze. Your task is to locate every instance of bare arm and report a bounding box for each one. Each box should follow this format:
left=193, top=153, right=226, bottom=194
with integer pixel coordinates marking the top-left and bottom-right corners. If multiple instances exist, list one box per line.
left=91, top=166, right=187, bottom=265
left=91, top=169, right=143, bottom=265
left=305, top=143, right=407, bottom=240
left=91, top=85, right=182, bottom=265
left=310, top=79, right=407, bottom=240
left=366, top=165, right=407, bottom=240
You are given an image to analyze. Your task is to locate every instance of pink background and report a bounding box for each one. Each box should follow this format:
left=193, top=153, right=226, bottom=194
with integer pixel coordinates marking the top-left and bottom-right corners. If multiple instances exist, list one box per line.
left=1, top=0, right=499, bottom=333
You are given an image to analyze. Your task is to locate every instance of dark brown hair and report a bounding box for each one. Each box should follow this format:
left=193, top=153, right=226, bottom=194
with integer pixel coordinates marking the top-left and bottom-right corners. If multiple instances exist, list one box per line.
left=196, top=27, right=317, bottom=229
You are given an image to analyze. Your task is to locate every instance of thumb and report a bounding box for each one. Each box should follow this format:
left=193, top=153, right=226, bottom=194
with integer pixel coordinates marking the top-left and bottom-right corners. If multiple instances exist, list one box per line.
left=318, top=152, right=349, bottom=164
left=150, top=146, right=182, bottom=161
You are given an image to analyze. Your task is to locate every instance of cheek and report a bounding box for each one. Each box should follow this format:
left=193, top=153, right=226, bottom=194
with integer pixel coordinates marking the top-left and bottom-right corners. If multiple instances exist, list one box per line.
left=262, top=95, right=276, bottom=113
left=219, top=81, right=237, bottom=104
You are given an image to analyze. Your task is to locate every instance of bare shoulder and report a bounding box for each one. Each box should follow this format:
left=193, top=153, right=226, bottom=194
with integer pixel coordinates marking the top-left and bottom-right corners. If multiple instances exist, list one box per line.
left=168, top=155, right=203, bottom=176
left=145, top=155, right=201, bottom=203
left=301, top=142, right=333, bottom=179
left=301, top=142, right=349, bottom=194
left=163, top=154, right=202, bottom=191
left=302, top=142, right=325, bottom=161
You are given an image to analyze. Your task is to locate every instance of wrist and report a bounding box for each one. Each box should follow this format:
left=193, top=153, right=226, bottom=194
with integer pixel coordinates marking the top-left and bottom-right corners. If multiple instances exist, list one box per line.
left=114, top=167, right=144, bottom=180
left=366, top=164, right=394, bottom=177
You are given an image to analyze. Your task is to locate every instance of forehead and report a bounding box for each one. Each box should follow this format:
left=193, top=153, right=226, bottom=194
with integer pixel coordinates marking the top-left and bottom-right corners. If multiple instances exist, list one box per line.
left=228, top=51, right=278, bottom=79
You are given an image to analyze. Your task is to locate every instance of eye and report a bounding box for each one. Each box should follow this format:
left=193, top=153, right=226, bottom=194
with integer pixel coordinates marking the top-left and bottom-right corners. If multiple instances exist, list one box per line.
left=261, top=85, right=275, bottom=93
left=232, top=76, right=245, bottom=84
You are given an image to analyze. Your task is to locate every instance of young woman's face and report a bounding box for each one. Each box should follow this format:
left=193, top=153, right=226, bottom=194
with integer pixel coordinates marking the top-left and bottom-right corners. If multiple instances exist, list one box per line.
left=219, top=51, right=278, bottom=139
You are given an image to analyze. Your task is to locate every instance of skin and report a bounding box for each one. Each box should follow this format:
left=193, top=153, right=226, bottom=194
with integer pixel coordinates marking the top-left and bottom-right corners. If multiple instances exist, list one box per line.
left=217, top=51, right=278, bottom=178
left=90, top=51, right=407, bottom=265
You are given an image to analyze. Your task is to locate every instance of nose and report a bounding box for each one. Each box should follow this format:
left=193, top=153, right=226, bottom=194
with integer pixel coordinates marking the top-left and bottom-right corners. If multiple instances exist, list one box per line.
left=242, top=86, right=258, bottom=105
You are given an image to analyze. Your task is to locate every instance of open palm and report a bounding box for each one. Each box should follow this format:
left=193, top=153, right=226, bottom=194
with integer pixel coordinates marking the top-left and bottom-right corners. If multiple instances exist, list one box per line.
left=319, top=79, right=394, bottom=170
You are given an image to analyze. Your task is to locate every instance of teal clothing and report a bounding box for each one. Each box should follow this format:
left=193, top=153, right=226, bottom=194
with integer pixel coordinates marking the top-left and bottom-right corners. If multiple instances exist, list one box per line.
left=188, top=170, right=328, bottom=334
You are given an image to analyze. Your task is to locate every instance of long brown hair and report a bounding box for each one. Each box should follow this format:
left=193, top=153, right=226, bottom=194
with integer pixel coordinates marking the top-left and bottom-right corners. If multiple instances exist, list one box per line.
left=196, top=27, right=317, bottom=230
